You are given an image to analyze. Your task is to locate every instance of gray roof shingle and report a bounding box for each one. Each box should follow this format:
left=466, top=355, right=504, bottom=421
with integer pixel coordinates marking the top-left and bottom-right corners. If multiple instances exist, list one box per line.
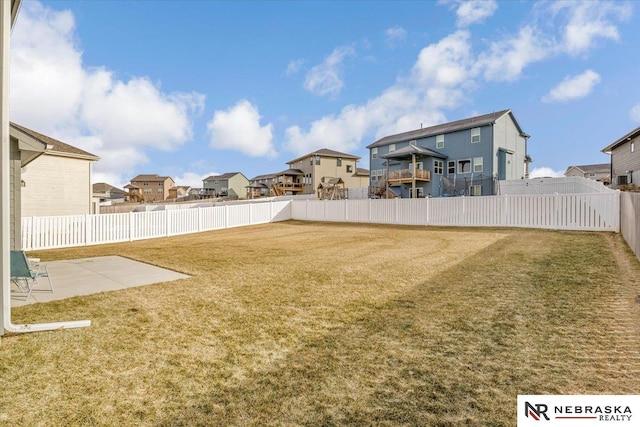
left=367, top=109, right=527, bottom=149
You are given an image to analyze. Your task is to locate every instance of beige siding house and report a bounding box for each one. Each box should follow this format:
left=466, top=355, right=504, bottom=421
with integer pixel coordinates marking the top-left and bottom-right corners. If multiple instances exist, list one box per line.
left=203, top=172, right=250, bottom=198
left=564, top=164, right=610, bottom=184
left=12, top=123, right=100, bottom=219
left=126, top=174, right=175, bottom=202
left=286, top=148, right=369, bottom=195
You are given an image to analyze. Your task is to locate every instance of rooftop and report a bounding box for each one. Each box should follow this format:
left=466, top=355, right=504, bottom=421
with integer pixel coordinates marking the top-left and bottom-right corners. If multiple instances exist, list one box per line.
left=367, top=109, right=528, bottom=149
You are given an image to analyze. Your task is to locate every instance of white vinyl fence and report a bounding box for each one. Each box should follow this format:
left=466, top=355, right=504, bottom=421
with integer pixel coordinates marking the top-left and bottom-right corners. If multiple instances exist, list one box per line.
left=21, top=193, right=623, bottom=251
left=620, top=192, right=640, bottom=262
left=290, top=193, right=620, bottom=231
left=499, top=176, right=614, bottom=195
left=22, top=201, right=291, bottom=250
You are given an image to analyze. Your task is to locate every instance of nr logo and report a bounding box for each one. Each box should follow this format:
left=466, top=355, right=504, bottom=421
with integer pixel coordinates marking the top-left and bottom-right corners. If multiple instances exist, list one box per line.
left=525, top=402, right=550, bottom=421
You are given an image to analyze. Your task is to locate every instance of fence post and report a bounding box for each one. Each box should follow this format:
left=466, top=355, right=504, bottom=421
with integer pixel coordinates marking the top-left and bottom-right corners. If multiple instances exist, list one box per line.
left=368, top=198, right=372, bottom=223
left=85, top=214, right=91, bottom=246
left=395, top=197, right=399, bottom=224
left=552, top=193, right=559, bottom=229
left=269, top=200, right=273, bottom=222
left=344, top=199, right=348, bottom=222
left=249, top=203, right=253, bottom=225
left=165, top=210, right=171, bottom=237
left=225, top=205, right=229, bottom=229
left=128, top=211, right=134, bottom=241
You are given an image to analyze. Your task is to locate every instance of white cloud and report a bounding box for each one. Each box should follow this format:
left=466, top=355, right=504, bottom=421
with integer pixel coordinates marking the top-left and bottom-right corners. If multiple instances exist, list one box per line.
left=440, top=0, right=498, bottom=27
left=529, top=167, right=565, bottom=178
left=411, top=30, right=472, bottom=89
left=548, top=0, right=632, bottom=56
left=478, top=26, right=552, bottom=82
left=286, top=59, right=305, bottom=76
left=304, top=45, right=355, bottom=97
left=172, top=171, right=220, bottom=188
left=542, top=70, right=601, bottom=103
left=385, top=26, right=407, bottom=46
left=285, top=1, right=631, bottom=158
left=10, top=1, right=204, bottom=187
left=630, top=104, right=640, bottom=123
left=207, top=100, right=276, bottom=158
left=283, top=32, right=471, bottom=156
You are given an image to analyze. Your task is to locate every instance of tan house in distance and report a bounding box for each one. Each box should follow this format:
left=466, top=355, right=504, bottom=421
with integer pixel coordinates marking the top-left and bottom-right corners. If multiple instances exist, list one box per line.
left=168, top=185, right=191, bottom=200
left=125, top=174, right=175, bottom=202
left=286, top=148, right=369, bottom=195
left=13, top=123, right=100, bottom=218
left=202, top=172, right=249, bottom=198
left=564, top=163, right=610, bottom=184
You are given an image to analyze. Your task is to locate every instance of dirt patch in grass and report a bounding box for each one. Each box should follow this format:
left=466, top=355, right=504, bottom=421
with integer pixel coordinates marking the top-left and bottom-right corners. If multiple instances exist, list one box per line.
left=2, top=221, right=639, bottom=426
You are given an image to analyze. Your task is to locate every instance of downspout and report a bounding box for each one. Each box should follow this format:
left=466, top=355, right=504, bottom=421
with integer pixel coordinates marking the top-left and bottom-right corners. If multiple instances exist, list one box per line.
left=1, top=0, right=90, bottom=338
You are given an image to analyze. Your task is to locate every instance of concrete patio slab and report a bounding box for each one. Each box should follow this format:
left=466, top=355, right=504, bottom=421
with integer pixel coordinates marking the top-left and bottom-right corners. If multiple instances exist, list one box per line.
left=11, top=255, right=190, bottom=306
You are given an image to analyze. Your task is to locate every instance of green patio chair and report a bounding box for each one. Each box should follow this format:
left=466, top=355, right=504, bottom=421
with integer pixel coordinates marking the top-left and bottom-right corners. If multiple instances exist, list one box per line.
left=10, top=250, right=53, bottom=301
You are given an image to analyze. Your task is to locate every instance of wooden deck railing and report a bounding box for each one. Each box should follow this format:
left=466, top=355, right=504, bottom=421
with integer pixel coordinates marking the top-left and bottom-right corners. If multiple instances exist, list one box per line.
left=388, top=169, right=431, bottom=181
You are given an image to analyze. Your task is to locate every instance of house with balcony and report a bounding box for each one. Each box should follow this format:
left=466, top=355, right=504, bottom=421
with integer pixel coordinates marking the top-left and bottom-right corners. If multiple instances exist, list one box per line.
left=601, top=126, right=640, bottom=189
left=285, top=148, right=369, bottom=195
left=125, top=174, right=175, bottom=202
left=270, top=169, right=305, bottom=196
left=202, top=172, right=249, bottom=198
left=248, top=173, right=276, bottom=198
left=367, top=110, right=530, bottom=198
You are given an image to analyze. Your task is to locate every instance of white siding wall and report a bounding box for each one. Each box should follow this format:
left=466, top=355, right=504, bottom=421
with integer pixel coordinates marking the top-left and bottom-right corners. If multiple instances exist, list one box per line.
left=493, top=114, right=527, bottom=180
left=21, top=154, right=93, bottom=217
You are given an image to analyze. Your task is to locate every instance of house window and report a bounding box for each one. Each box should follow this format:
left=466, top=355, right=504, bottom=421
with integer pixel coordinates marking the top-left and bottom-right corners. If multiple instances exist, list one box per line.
left=143, top=181, right=149, bottom=186
left=409, top=162, right=423, bottom=170
left=458, top=159, right=471, bottom=174
left=436, top=134, right=444, bottom=149
left=448, top=161, right=456, bottom=174
left=346, top=165, right=353, bottom=173
left=434, top=159, right=443, bottom=174
left=372, top=148, right=378, bottom=159
left=337, top=158, right=342, bottom=167
left=389, top=144, right=396, bottom=152
left=143, top=189, right=152, bottom=194
left=315, top=155, right=321, bottom=165
left=469, top=185, right=482, bottom=196
left=617, top=175, right=628, bottom=185
left=158, top=189, right=163, bottom=194
left=471, top=127, right=480, bottom=143
left=473, top=157, right=483, bottom=173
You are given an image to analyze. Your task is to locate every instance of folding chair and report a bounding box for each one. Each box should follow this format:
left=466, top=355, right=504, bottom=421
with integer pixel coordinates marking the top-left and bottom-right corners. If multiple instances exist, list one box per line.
left=10, top=250, right=53, bottom=301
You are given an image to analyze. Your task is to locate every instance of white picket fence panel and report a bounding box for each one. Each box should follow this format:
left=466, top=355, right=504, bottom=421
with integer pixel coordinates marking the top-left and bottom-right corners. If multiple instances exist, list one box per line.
left=290, top=193, right=620, bottom=231
left=21, top=194, right=621, bottom=251
left=21, top=201, right=292, bottom=250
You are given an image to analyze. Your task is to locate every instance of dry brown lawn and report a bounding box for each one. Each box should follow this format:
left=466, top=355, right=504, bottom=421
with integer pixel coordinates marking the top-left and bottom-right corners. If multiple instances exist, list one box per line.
left=1, top=221, right=639, bottom=426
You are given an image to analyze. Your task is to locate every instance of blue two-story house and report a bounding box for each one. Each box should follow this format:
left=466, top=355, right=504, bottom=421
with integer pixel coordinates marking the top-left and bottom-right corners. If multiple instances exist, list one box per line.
left=366, top=109, right=530, bottom=198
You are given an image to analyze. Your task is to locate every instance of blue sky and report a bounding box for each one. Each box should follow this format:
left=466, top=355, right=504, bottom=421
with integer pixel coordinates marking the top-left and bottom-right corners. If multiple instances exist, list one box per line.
left=10, top=0, right=640, bottom=188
